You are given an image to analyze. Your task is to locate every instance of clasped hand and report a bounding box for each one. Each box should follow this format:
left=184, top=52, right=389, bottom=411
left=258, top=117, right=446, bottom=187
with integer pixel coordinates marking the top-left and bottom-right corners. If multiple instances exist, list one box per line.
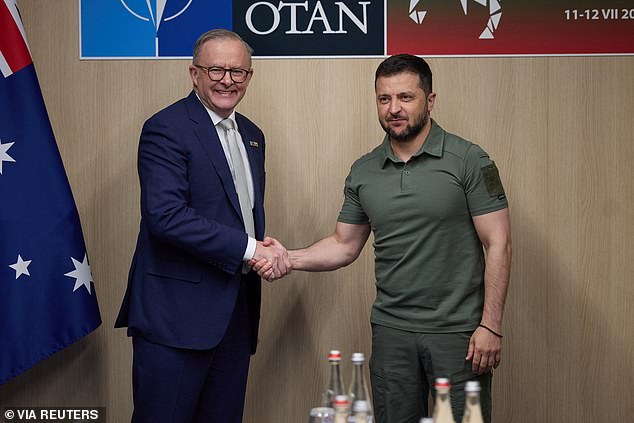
left=250, top=237, right=291, bottom=282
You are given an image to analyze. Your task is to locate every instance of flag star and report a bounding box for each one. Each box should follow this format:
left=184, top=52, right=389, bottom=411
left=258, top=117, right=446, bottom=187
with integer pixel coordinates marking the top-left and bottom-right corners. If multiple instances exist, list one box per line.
left=9, top=254, right=32, bottom=279
left=64, top=253, right=94, bottom=294
left=0, top=140, right=16, bottom=175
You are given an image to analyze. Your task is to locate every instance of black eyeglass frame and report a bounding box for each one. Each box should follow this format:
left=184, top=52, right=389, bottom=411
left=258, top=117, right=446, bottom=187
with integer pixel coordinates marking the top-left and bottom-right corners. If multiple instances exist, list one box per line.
left=193, top=65, right=252, bottom=83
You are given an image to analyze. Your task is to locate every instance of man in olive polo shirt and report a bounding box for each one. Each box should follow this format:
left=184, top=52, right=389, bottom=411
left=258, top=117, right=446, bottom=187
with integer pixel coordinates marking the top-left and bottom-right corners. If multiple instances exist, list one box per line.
left=253, top=54, right=511, bottom=423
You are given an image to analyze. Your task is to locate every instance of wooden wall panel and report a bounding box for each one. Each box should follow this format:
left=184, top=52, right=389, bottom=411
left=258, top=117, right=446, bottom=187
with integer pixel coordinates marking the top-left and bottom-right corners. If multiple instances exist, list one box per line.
left=1, top=1, right=633, bottom=422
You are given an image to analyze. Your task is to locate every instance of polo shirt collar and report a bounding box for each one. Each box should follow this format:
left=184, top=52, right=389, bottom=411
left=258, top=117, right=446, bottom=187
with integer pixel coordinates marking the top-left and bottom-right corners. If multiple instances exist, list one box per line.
left=380, top=119, right=445, bottom=167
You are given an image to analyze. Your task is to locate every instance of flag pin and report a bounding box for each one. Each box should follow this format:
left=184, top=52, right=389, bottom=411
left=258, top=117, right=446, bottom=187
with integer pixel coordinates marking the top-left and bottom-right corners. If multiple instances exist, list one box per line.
left=249, top=141, right=259, bottom=148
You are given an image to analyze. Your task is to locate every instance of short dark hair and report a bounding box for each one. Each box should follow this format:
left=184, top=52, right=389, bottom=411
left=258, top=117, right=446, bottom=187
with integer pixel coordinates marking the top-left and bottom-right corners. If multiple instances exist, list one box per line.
left=375, top=54, right=432, bottom=95
left=192, top=29, right=254, bottom=66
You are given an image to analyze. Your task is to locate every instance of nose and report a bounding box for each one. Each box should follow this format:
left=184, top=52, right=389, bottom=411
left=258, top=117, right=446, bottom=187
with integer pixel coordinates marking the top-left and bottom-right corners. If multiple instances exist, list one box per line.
left=220, top=70, right=233, bottom=85
left=388, top=99, right=401, bottom=115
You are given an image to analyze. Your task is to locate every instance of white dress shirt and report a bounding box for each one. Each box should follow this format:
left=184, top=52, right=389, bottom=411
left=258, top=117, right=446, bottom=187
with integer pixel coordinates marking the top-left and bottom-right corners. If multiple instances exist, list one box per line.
left=197, top=96, right=257, bottom=262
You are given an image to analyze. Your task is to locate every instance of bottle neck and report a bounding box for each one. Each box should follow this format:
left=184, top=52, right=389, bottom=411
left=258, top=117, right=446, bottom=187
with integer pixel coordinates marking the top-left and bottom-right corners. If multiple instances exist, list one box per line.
left=350, top=363, right=365, bottom=394
left=351, top=362, right=364, bottom=380
left=350, top=363, right=372, bottom=417
left=334, top=407, right=349, bottom=423
left=462, top=394, right=483, bottom=423
left=354, top=409, right=369, bottom=423
left=328, top=361, right=343, bottom=392
left=325, top=361, right=344, bottom=408
left=437, top=391, right=450, bottom=403
left=330, top=361, right=342, bottom=379
left=466, top=393, right=482, bottom=409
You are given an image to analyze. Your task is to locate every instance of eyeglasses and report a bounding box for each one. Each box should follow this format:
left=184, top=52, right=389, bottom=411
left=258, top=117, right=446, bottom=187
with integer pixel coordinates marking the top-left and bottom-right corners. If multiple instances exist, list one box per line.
left=193, top=65, right=251, bottom=83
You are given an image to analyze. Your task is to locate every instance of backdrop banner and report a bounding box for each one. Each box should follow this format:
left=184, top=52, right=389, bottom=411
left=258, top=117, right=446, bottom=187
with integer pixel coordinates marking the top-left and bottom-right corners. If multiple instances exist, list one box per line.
left=80, top=1, right=634, bottom=58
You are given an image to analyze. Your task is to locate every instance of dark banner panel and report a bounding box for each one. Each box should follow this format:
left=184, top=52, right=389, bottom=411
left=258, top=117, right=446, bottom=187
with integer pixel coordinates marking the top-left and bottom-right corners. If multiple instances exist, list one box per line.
left=233, top=0, right=384, bottom=56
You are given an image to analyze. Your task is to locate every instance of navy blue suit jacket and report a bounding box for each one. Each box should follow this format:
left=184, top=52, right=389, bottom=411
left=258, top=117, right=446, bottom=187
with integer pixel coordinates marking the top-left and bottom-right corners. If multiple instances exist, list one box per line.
left=115, top=91, right=265, bottom=353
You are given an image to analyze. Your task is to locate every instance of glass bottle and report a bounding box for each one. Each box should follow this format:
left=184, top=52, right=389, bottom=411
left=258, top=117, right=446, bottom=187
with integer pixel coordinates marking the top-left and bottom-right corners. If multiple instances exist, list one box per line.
left=432, top=378, right=456, bottom=423
left=323, top=350, right=345, bottom=408
left=461, top=381, right=484, bottom=423
left=348, top=352, right=373, bottom=420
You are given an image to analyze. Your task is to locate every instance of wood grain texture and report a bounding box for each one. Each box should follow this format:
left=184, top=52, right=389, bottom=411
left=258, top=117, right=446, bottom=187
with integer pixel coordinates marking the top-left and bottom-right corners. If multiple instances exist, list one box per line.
left=1, top=1, right=633, bottom=422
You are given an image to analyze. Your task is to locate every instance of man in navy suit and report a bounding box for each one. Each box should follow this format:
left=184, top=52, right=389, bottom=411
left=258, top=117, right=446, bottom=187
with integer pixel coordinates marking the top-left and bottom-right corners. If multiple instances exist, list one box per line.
left=115, top=29, right=289, bottom=423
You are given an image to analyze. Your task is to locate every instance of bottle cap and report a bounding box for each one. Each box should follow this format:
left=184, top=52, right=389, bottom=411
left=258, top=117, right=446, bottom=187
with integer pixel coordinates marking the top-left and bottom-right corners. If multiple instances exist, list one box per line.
left=310, top=407, right=334, bottom=417
left=465, top=381, right=481, bottom=392
left=353, top=400, right=369, bottom=413
left=351, top=352, right=365, bottom=363
left=328, top=350, right=342, bottom=361
left=334, top=395, right=350, bottom=407
left=435, top=377, right=450, bottom=388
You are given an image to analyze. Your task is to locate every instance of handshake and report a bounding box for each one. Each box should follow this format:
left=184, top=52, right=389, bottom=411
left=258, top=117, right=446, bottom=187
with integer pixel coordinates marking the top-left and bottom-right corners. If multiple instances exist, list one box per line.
left=249, top=237, right=291, bottom=282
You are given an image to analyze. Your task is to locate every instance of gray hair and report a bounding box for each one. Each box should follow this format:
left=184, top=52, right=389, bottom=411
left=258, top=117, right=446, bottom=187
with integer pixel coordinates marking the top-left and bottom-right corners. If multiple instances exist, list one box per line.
left=192, top=29, right=254, bottom=65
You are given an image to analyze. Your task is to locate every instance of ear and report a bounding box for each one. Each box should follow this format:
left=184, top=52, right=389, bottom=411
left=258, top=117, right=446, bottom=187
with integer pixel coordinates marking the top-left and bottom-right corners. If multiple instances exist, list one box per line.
left=244, top=68, right=254, bottom=85
left=427, top=92, right=437, bottom=113
left=189, top=65, right=199, bottom=87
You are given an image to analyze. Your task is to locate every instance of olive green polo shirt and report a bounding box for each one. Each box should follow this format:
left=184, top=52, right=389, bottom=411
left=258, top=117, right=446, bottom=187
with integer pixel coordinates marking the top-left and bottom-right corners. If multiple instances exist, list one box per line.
left=338, top=120, right=508, bottom=333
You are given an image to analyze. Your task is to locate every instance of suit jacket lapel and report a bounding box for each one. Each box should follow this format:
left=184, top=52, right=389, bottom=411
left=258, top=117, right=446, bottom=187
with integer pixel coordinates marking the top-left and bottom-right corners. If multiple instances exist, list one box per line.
left=185, top=92, right=243, bottom=220
left=236, top=115, right=262, bottom=199
left=236, top=113, right=265, bottom=239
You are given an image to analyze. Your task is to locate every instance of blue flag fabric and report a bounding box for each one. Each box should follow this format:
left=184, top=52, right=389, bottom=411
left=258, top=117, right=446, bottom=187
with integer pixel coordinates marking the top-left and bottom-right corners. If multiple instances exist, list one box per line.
left=0, top=0, right=101, bottom=385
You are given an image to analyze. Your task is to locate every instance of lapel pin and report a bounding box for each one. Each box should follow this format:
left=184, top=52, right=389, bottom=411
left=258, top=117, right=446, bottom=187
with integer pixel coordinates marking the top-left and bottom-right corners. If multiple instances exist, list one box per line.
left=249, top=141, right=259, bottom=148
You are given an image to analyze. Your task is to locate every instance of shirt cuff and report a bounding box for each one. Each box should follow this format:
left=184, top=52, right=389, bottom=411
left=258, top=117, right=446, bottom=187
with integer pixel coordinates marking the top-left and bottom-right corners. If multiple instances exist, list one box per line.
left=243, top=236, right=256, bottom=261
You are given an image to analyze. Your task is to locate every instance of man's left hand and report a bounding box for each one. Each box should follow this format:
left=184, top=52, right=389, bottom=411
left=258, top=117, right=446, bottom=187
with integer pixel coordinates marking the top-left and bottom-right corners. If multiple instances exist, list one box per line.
left=466, top=326, right=502, bottom=374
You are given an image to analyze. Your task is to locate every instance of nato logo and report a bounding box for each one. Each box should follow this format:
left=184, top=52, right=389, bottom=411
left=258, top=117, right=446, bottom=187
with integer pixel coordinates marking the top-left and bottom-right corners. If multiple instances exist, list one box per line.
left=80, top=0, right=231, bottom=58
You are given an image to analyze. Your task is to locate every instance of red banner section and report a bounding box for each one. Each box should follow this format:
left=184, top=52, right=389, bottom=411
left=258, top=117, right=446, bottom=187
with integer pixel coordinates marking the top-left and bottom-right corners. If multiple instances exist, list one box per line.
left=387, top=0, right=634, bottom=56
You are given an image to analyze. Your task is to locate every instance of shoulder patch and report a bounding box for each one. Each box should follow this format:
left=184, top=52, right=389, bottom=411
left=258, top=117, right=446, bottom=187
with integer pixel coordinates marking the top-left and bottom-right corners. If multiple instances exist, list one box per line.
left=481, top=162, right=505, bottom=198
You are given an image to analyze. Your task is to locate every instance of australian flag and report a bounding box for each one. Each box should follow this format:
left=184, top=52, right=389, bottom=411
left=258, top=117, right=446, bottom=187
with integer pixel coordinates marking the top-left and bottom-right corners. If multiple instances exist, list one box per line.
left=0, top=0, right=101, bottom=384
